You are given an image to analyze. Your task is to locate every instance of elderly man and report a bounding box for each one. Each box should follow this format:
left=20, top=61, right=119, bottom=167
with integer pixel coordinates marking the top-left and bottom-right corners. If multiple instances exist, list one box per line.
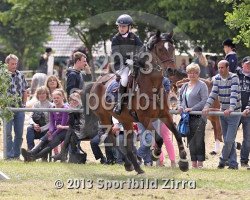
left=5, top=54, right=28, bottom=160
left=202, top=60, right=241, bottom=169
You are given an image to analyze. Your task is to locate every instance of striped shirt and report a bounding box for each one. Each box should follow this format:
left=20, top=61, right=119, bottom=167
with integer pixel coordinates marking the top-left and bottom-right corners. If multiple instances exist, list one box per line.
left=205, top=72, right=241, bottom=111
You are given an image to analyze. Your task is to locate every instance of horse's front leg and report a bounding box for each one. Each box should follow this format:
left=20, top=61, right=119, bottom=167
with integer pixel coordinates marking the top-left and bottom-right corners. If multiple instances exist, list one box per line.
left=123, top=123, right=144, bottom=174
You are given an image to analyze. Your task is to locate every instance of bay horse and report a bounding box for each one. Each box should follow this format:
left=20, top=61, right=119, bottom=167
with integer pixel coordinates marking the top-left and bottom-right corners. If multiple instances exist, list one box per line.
left=85, top=31, right=189, bottom=173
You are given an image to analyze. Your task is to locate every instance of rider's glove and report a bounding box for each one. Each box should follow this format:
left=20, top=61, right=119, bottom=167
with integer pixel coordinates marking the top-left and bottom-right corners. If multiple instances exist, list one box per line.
left=125, top=59, right=134, bottom=66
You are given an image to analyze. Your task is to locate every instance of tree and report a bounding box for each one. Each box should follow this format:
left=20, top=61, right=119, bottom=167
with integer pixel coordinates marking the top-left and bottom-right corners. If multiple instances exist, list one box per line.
left=218, top=0, right=250, bottom=48
left=0, top=62, right=19, bottom=122
left=157, top=0, right=250, bottom=55
left=0, top=0, right=51, bottom=69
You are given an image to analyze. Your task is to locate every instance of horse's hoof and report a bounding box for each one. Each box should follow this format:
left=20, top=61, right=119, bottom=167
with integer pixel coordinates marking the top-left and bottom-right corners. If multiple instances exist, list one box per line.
left=124, top=164, right=134, bottom=172
left=151, top=149, right=161, bottom=161
left=178, top=159, right=189, bottom=172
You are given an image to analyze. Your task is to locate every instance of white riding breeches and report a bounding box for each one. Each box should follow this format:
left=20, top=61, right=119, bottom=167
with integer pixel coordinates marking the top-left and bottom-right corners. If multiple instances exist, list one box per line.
left=117, top=66, right=130, bottom=87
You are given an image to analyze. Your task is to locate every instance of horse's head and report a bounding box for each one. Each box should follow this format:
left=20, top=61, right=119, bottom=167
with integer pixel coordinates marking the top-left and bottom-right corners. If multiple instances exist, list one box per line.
left=136, top=30, right=176, bottom=89
left=146, top=30, right=176, bottom=69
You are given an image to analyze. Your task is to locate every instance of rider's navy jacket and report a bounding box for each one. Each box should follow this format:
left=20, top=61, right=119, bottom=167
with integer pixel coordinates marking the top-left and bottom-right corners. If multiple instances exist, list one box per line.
left=111, top=32, right=143, bottom=71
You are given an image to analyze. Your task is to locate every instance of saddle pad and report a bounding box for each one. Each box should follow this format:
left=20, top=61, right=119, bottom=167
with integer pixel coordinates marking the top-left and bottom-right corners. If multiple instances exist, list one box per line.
left=105, top=80, right=119, bottom=103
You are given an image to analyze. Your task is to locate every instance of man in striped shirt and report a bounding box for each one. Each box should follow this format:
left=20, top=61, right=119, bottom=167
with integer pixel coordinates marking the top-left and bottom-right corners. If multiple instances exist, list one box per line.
left=202, top=60, right=241, bottom=169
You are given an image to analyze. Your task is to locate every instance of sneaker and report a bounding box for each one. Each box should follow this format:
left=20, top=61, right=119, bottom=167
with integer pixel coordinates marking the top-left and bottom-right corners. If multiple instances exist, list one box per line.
left=209, top=151, right=217, bottom=155
left=144, top=162, right=153, bottom=166
left=100, top=157, right=107, bottom=164
left=107, top=159, right=116, bottom=165
left=241, top=162, right=249, bottom=167
left=217, top=163, right=225, bottom=169
left=228, top=166, right=238, bottom=170
left=236, top=142, right=241, bottom=150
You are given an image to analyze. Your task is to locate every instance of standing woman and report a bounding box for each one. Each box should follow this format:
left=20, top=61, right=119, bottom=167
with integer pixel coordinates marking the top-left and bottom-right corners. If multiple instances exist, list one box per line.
left=178, top=63, right=208, bottom=168
left=193, top=46, right=208, bottom=78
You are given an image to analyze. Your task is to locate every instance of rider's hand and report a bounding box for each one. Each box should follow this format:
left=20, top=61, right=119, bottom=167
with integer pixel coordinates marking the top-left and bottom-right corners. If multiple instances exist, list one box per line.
left=125, top=59, right=133, bottom=66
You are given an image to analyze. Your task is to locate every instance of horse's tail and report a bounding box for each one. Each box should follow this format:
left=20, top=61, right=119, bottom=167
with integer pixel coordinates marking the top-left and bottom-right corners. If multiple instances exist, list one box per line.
left=82, top=82, right=99, bottom=139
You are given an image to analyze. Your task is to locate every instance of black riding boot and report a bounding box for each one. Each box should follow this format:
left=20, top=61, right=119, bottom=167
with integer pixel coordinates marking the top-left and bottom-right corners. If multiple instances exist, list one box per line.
left=34, top=146, right=53, bottom=160
left=113, top=85, right=126, bottom=115
left=52, top=131, right=72, bottom=162
left=21, top=140, right=47, bottom=162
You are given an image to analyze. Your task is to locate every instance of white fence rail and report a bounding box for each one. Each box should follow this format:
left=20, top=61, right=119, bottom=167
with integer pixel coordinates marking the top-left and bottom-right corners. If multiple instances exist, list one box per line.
left=1, top=108, right=249, bottom=159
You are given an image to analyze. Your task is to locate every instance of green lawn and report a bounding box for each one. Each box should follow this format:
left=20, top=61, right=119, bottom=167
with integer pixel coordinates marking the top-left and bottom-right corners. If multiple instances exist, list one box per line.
left=0, top=161, right=249, bottom=200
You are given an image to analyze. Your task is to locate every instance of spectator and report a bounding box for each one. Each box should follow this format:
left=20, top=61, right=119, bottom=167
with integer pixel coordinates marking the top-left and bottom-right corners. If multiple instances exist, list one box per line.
left=67, top=46, right=89, bottom=68
left=44, top=75, right=64, bottom=155
left=179, top=58, right=187, bottom=72
left=44, top=75, right=63, bottom=101
left=52, top=92, right=85, bottom=162
left=152, top=120, right=176, bottom=167
left=26, top=73, right=48, bottom=108
left=193, top=46, right=208, bottom=78
left=26, top=86, right=53, bottom=150
left=178, top=63, right=208, bottom=168
left=21, top=89, right=69, bottom=161
left=90, top=117, right=118, bottom=165
left=38, top=47, right=53, bottom=75
left=206, top=55, right=216, bottom=77
left=66, top=52, right=91, bottom=97
left=203, top=60, right=241, bottom=170
left=137, top=122, right=153, bottom=166
left=5, top=54, right=28, bottom=160
left=236, top=56, right=250, bottom=167
left=223, top=39, right=238, bottom=73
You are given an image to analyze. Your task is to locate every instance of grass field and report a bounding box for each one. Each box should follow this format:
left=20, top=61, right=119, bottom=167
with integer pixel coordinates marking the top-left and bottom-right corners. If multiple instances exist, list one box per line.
left=0, top=160, right=249, bottom=200
left=0, top=116, right=250, bottom=199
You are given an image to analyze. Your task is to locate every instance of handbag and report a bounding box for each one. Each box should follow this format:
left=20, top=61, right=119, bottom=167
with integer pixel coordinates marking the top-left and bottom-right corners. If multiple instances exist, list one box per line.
left=178, top=84, right=190, bottom=137
left=68, top=144, right=87, bottom=164
left=177, top=112, right=190, bottom=137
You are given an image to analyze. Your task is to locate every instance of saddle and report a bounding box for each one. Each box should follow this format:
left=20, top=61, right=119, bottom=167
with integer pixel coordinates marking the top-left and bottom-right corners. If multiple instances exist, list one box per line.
left=105, top=73, right=138, bottom=104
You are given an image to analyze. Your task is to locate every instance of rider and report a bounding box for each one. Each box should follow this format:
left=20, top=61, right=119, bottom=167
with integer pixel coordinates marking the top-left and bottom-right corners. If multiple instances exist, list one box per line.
left=111, top=14, right=143, bottom=115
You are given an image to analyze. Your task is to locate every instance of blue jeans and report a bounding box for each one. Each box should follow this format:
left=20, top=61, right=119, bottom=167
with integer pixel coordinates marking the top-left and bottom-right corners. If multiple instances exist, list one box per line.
left=5, top=112, right=25, bottom=158
left=137, top=122, right=153, bottom=165
left=90, top=134, right=115, bottom=161
left=26, top=125, right=47, bottom=150
left=239, top=116, right=250, bottom=163
left=219, top=115, right=241, bottom=168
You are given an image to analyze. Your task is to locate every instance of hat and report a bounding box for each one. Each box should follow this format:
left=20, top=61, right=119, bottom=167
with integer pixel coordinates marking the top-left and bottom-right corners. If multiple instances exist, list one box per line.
left=222, top=39, right=235, bottom=48
left=242, top=56, right=250, bottom=64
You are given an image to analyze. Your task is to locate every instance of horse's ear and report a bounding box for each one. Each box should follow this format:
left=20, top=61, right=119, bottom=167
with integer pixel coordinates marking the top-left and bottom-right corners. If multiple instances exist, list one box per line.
left=156, top=30, right=161, bottom=38
left=168, top=31, right=174, bottom=39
